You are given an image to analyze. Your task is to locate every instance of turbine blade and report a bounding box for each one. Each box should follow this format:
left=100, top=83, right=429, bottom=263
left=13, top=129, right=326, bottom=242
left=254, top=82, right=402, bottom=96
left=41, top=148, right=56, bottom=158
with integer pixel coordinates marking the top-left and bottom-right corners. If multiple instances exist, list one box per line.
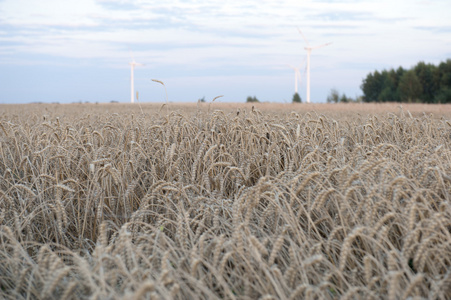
left=300, top=56, right=307, bottom=67
left=129, top=49, right=135, bottom=63
left=311, top=42, right=332, bottom=50
left=297, top=27, right=309, bottom=46
left=297, top=69, right=302, bottom=85
left=129, top=62, right=145, bottom=67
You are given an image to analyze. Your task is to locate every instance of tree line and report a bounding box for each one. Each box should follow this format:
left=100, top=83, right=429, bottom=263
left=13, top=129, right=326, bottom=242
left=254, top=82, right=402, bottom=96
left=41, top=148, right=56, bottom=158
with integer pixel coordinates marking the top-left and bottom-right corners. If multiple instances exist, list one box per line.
left=361, top=59, right=451, bottom=103
left=244, top=59, right=451, bottom=104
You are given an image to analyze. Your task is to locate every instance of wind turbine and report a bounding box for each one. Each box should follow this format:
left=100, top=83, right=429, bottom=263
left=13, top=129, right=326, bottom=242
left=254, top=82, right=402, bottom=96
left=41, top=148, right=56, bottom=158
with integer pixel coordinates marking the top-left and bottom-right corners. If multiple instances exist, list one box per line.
left=287, top=64, right=302, bottom=94
left=287, top=58, right=305, bottom=94
left=129, top=52, right=144, bottom=103
left=297, top=28, right=332, bottom=103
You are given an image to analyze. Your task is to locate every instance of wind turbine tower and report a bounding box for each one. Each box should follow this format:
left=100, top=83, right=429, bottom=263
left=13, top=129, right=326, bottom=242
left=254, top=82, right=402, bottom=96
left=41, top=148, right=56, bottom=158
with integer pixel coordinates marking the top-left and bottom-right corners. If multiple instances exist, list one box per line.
left=297, top=28, right=332, bottom=103
left=129, top=53, right=144, bottom=103
left=287, top=58, right=305, bottom=94
left=287, top=64, right=302, bottom=94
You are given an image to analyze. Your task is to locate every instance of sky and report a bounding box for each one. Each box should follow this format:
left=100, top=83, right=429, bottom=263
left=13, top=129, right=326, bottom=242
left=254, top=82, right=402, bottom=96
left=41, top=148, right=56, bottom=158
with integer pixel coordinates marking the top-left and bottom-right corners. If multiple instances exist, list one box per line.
left=0, top=0, right=450, bottom=104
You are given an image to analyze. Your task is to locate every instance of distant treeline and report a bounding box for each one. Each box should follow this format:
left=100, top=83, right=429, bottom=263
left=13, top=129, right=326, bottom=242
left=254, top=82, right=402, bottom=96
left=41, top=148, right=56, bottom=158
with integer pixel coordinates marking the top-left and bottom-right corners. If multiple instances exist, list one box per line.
left=361, top=59, right=451, bottom=103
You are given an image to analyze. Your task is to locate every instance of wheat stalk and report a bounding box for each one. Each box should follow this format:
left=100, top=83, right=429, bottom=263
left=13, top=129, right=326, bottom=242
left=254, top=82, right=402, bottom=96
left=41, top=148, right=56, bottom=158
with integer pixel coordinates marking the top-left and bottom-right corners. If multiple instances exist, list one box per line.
left=1, top=104, right=450, bottom=299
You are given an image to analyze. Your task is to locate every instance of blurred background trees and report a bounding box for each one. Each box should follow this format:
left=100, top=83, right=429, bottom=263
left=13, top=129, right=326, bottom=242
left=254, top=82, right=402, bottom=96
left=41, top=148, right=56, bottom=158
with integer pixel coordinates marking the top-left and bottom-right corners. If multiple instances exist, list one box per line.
left=360, top=59, right=451, bottom=103
left=246, top=96, right=259, bottom=103
left=326, top=88, right=358, bottom=103
left=292, top=92, right=302, bottom=103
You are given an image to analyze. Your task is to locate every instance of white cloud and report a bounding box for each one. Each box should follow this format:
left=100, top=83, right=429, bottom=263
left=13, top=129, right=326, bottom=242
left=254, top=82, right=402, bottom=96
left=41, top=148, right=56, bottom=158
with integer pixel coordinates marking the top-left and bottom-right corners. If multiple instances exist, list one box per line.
left=0, top=0, right=103, bottom=27
left=0, top=0, right=450, bottom=103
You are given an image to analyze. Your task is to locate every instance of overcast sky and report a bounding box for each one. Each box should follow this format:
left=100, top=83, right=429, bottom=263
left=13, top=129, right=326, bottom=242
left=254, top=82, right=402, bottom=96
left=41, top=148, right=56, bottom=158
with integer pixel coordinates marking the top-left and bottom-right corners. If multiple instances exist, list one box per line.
left=0, top=0, right=450, bottom=104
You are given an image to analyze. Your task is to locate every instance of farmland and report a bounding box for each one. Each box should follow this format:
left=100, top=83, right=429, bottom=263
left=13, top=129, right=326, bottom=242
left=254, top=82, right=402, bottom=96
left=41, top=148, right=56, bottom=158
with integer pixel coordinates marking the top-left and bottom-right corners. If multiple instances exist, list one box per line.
left=1, top=102, right=451, bottom=299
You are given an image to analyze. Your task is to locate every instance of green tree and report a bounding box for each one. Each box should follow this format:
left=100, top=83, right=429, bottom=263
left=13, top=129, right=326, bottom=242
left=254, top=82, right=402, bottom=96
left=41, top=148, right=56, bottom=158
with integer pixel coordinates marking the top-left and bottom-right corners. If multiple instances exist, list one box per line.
left=378, top=87, right=393, bottom=102
left=292, top=92, right=301, bottom=103
left=340, top=94, right=350, bottom=103
left=361, top=67, right=405, bottom=102
left=434, top=87, right=451, bottom=103
left=438, top=59, right=451, bottom=90
left=398, top=70, right=423, bottom=103
left=360, top=61, right=451, bottom=103
left=414, top=62, right=438, bottom=103
left=396, top=66, right=405, bottom=80
left=377, top=70, right=398, bottom=102
left=326, top=89, right=340, bottom=103
left=246, top=96, right=259, bottom=103
left=361, top=70, right=385, bottom=102
left=390, top=68, right=404, bottom=102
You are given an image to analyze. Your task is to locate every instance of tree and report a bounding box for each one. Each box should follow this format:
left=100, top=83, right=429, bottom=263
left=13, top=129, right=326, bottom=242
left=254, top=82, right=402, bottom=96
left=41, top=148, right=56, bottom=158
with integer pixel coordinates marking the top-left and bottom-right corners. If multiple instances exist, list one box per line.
left=361, top=70, right=384, bottom=102
left=340, top=94, right=350, bottom=103
left=326, top=89, right=340, bottom=103
left=326, top=89, right=357, bottom=103
left=292, top=92, right=301, bottom=103
left=398, top=70, right=423, bottom=103
left=360, top=61, right=451, bottom=103
left=246, top=96, right=259, bottom=103
left=438, top=59, right=451, bottom=89
left=414, top=62, right=438, bottom=103
left=377, top=70, right=397, bottom=102
left=435, top=87, right=451, bottom=103
left=378, top=87, right=395, bottom=102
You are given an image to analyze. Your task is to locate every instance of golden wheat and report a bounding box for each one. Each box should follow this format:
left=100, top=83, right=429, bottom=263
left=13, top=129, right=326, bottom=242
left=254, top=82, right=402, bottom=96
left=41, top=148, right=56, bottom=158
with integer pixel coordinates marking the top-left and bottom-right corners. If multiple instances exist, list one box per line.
left=0, top=103, right=450, bottom=299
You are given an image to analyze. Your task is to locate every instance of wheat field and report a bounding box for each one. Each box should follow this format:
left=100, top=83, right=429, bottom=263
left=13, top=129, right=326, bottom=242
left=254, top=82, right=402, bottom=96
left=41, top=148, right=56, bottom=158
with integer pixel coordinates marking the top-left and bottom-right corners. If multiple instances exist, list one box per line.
left=1, top=103, right=450, bottom=299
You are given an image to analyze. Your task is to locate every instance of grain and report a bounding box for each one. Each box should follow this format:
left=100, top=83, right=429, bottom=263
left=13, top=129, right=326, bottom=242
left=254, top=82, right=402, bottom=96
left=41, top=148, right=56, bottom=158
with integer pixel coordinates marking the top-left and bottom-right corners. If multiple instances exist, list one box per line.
left=0, top=103, right=450, bottom=299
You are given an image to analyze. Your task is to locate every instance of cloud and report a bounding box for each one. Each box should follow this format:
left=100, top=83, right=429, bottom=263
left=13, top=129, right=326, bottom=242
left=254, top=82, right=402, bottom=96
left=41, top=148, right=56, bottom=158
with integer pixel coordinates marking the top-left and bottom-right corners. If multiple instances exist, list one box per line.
left=414, top=25, right=451, bottom=34
left=96, top=0, right=140, bottom=11
left=0, top=0, right=307, bottom=71
left=0, top=0, right=450, bottom=103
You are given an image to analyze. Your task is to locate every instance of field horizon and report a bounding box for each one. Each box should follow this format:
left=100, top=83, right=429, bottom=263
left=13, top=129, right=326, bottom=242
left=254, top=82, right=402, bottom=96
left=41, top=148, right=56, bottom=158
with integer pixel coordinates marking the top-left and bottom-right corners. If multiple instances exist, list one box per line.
left=2, top=102, right=451, bottom=117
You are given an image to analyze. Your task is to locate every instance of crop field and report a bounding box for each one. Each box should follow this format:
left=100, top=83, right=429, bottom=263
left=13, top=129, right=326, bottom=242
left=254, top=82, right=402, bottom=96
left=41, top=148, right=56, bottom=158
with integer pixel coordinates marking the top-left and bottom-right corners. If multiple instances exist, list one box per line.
left=0, top=102, right=450, bottom=299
